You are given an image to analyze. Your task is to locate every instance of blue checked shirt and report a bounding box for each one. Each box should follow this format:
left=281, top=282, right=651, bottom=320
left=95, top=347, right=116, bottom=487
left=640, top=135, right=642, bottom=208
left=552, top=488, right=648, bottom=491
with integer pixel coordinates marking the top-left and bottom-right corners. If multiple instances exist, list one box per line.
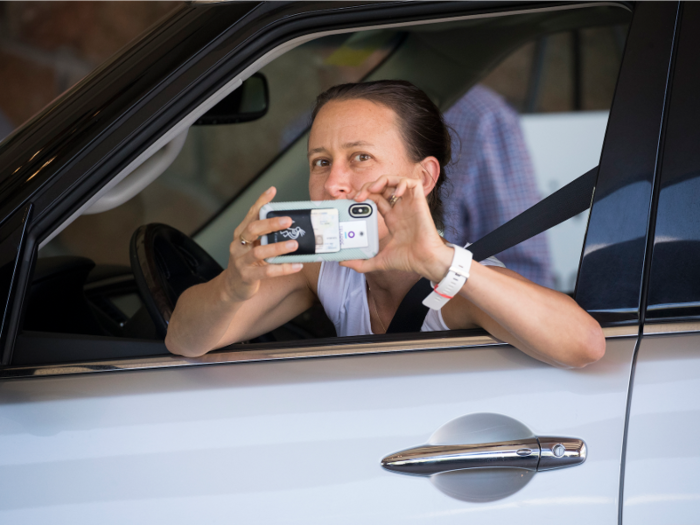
left=442, top=85, right=553, bottom=287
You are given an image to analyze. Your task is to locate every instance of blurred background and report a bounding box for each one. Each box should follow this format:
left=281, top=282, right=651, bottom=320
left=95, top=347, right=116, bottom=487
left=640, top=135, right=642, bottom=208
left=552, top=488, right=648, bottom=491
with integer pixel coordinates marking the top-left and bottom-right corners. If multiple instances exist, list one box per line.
left=0, top=2, right=622, bottom=138
left=0, top=1, right=182, bottom=140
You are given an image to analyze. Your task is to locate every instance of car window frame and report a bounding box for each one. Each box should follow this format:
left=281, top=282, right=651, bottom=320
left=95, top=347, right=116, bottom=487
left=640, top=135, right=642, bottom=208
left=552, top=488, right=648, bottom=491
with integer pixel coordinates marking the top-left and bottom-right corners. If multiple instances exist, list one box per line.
left=641, top=2, right=700, bottom=329
left=0, top=1, right=650, bottom=376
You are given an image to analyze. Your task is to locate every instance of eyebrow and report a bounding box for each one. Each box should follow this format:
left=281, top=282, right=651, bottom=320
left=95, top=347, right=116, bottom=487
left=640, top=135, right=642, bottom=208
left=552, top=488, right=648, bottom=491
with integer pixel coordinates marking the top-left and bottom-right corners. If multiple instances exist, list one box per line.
left=307, top=141, right=374, bottom=158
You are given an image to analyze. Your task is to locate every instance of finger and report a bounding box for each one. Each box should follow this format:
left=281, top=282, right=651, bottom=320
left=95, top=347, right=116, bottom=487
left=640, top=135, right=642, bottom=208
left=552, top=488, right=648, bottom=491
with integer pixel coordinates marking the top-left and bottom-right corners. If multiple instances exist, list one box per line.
left=249, top=186, right=277, bottom=217
left=242, top=240, right=299, bottom=265
left=245, top=216, right=293, bottom=239
left=247, top=262, right=304, bottom=281
left=393, top=178, right=408, bottom=199
left=236, top=187, right=277, bottom=235
left=366, top=193, right=392, bottom=217
left=356, top=176, right=390, bottom=202
left=378, top=175, right=419, bottom=188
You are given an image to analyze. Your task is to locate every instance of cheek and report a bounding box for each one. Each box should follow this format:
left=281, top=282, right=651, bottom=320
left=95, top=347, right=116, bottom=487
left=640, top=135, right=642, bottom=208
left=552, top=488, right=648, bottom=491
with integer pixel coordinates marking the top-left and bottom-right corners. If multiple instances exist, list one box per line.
left=308, top=175, right=326, bottom=199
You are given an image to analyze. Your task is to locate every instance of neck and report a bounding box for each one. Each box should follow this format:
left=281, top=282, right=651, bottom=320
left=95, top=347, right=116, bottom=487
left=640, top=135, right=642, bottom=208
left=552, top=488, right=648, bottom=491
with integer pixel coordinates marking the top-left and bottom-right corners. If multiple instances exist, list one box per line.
left=366, top=269, right=421, bottom=303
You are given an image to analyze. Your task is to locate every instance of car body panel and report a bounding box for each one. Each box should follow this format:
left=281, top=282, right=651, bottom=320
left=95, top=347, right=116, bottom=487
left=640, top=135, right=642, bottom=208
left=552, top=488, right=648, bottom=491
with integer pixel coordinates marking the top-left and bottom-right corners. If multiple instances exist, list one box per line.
left=1, top=336, right=635, bottom=524
left=622, top=330, right=700, bottom=524
left=622, top=4, right=700, bottom=523
left=0, top=1, right=691, bottom=523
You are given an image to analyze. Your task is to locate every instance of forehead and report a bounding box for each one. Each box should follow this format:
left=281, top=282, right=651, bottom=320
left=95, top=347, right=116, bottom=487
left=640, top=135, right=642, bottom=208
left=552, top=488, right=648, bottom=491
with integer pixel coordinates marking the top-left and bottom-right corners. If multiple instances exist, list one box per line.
left=308, top=98, right=402, bottom=148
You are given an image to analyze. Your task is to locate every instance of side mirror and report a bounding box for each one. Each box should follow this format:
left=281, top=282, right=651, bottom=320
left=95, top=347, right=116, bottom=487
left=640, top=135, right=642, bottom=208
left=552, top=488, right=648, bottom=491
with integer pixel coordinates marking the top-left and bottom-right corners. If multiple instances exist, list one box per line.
left=194, top=73, right=269, bottom=125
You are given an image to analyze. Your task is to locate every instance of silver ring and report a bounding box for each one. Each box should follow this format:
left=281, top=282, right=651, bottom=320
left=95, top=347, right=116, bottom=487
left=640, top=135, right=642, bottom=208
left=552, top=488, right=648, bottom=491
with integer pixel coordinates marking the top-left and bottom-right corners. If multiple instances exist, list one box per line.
left=240, top=235, right=254, bottom=246
left=388, top=194, right=400, bottom=208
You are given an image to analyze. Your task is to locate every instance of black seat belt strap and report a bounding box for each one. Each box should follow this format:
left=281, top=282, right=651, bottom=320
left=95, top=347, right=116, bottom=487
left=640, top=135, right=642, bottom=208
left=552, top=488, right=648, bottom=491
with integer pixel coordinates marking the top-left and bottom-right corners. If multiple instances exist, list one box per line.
left=384, top=165, right=598, bottom=332
left=386, top=278, right=432, bottom=333
left=469, top=166, right=598, bottom=262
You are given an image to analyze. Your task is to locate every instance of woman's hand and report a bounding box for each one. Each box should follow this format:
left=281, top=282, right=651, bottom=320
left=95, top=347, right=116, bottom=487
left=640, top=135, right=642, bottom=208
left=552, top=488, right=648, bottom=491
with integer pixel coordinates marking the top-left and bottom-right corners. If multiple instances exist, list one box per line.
left=225, top=187, right=304, bottom=303
left=166, top=186, right=314, bottom=356
left=343, top=175, right=453, bottom=282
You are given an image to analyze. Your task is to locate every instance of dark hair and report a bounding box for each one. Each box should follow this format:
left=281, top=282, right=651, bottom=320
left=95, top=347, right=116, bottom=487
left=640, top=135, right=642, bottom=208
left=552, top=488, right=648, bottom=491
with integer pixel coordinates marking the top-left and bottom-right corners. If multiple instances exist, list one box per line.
left=311, top=80, right=451, bottom=231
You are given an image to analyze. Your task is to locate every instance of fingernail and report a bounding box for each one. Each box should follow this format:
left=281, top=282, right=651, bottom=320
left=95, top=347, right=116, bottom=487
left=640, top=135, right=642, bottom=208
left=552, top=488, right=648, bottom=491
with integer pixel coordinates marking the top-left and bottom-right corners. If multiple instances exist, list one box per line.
left=286, top=241, right=297, bottom=249
left=292, top=263, right=303, bottom=270
left=266, top=187, right=273, bottom=194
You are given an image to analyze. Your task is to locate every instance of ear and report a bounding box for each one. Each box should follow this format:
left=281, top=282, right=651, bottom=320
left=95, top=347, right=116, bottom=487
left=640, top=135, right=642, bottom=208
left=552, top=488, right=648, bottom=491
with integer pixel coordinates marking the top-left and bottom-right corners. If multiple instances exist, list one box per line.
left=417, top=156, right=441, bottom=196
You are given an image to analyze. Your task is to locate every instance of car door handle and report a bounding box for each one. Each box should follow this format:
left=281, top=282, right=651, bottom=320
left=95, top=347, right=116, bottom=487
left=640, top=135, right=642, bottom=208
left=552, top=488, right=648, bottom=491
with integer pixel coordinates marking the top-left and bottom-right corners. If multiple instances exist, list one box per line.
left=381, top=436, right=586, bottom=475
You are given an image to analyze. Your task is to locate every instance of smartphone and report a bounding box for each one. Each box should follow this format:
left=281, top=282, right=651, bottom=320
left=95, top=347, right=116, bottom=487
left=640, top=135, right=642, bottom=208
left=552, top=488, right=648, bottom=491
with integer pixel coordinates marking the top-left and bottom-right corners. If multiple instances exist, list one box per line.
left=259, top=199, right=379, bottom=263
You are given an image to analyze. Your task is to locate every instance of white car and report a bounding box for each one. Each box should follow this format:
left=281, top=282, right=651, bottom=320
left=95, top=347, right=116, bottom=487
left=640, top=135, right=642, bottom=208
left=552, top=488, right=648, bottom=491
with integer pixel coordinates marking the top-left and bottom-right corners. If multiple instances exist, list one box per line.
left=0, top=2, right=697, bottom=523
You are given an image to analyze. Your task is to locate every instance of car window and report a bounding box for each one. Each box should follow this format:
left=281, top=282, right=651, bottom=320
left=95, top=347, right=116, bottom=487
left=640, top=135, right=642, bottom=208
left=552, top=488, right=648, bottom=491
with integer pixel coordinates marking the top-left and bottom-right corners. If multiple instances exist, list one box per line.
left=39, top=33, right=400, bottom=267
left=18, top=5, right=631, bottom=363
left=470, top=25, right=626, bottom=291
left=198, top=15, right=629, bottom=294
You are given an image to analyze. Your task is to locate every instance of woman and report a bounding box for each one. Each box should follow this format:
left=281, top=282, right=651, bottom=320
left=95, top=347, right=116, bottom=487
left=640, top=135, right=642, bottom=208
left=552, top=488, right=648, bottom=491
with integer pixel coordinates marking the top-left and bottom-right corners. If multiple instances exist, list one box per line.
left=166, top=80, right=605, bottom=368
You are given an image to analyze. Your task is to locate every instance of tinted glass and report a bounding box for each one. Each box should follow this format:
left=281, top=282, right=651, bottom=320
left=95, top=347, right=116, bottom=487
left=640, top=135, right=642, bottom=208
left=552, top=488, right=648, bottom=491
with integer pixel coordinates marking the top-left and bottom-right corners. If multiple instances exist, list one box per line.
left=575, top=2, right=679, bottom=323
left=646, top=3, right=700, bottom=320
left=464, top=23, right=626, bottom=291
left=197, top=9, right=630, bottom=295
left=0, top=204, right=30, bottom=364
left=40, top=33, right=399, bottom=266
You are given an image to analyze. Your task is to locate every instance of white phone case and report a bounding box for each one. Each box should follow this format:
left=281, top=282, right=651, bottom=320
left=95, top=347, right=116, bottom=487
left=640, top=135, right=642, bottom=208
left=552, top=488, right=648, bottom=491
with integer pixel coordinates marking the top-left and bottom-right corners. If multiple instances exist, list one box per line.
left=259, top=199, right=379, bottom=263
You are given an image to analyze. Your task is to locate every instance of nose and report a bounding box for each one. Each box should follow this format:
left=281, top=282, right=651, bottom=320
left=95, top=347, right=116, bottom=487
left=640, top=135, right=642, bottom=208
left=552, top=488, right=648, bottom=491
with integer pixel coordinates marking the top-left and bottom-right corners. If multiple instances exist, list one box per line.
left=324, top=160, right=354, bottom=199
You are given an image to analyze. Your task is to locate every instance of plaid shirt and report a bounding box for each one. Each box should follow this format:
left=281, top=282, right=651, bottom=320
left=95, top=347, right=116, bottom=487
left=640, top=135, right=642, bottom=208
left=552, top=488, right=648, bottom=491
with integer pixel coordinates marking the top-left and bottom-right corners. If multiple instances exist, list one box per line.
left=442, top=85, right=553, bottom=287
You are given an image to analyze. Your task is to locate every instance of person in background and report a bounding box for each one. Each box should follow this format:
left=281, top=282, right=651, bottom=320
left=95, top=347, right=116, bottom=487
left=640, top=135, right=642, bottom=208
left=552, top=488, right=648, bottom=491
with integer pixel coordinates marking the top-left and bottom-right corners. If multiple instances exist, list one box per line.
left=442, top=84, right=553, bottom=288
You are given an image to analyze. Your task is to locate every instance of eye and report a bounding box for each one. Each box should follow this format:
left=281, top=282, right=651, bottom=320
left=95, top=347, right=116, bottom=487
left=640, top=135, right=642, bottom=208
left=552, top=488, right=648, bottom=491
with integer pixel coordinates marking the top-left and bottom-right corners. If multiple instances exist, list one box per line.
left=312, top=158, right=330, bottom=168
left=353, top=153, right=371, bottom=162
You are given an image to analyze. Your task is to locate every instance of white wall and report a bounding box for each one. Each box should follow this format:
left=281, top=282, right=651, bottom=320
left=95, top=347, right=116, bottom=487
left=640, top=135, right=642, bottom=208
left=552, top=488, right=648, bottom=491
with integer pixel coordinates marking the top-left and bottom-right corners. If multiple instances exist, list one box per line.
left=520, top=111, right=609, bottom=291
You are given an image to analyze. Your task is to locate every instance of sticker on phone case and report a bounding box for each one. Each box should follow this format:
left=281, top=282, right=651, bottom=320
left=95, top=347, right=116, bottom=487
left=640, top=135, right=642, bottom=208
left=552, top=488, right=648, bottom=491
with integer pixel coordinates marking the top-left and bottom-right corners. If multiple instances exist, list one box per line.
left=339, top=220, right=368, bottom=249
left=266, top=208, right=339, bottom=254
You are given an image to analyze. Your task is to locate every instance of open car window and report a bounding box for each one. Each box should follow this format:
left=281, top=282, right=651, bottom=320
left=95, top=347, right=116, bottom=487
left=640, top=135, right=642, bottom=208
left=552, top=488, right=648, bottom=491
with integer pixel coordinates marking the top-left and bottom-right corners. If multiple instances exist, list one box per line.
left=15, top=4, right=630, bottom=366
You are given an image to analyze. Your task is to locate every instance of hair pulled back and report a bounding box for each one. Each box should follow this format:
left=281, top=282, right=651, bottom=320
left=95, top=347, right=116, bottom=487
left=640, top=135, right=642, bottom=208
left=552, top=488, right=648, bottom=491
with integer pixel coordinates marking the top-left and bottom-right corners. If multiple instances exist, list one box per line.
left=311, top=80, right=451, bottom=231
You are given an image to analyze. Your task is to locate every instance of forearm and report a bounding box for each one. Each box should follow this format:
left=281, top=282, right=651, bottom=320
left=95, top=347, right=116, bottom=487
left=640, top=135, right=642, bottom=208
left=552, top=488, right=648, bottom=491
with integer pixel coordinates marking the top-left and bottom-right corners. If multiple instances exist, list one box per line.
left=165, top=271, right=245, bottom=357
left=457, top=263, right=605, bottom=368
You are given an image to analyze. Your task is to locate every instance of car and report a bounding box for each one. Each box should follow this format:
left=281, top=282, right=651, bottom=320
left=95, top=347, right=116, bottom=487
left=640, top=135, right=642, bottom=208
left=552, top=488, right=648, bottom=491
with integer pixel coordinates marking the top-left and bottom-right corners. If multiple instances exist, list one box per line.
left=0, top=1, right=698, bottom=523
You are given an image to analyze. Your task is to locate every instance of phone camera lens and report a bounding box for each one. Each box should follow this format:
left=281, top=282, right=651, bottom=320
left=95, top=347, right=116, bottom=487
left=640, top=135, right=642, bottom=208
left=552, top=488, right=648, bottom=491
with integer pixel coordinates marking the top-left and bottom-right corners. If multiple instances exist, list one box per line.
left=349, top=204, right=372, bottom=218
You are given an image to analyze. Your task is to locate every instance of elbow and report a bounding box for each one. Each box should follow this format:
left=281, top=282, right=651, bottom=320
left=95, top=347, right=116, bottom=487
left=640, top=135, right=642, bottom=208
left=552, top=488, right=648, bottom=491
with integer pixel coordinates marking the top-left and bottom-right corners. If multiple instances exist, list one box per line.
left=568, top=319, right=606, bottom=369
left=164, top=331, right=208, bottom=358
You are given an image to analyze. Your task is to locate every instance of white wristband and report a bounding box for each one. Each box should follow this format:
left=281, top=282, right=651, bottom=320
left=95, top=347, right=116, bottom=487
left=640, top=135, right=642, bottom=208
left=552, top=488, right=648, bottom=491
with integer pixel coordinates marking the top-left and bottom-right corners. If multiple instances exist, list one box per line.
left=422, top=244, right=473, bottom=310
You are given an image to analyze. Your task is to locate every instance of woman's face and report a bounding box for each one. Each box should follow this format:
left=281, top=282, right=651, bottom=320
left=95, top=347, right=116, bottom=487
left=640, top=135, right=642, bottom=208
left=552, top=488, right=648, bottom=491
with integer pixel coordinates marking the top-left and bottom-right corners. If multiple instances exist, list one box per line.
left=307, top=99, right=433, bottom=237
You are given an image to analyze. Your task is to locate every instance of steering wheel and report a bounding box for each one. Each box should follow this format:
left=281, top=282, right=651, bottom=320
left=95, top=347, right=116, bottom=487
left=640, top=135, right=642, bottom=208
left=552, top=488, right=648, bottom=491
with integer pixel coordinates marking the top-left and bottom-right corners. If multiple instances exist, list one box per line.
left=130, top=223, right=223, bottom=337
left=131, top=223, right=331, bottom=341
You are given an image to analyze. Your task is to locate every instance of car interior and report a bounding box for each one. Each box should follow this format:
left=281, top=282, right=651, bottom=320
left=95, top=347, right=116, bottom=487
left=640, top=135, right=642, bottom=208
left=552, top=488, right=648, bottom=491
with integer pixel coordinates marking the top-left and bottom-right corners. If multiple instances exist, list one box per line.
left=12, top=4, right=631, bottom=366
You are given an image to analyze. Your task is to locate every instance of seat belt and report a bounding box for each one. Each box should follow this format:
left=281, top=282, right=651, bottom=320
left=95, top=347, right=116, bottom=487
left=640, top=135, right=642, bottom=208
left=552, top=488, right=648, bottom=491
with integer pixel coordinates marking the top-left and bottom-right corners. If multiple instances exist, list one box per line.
left=386, top=278, right=432, bottom=333
left=385, top=166, right=598, bottom=333
left=468, top=166, right=598, bottom=262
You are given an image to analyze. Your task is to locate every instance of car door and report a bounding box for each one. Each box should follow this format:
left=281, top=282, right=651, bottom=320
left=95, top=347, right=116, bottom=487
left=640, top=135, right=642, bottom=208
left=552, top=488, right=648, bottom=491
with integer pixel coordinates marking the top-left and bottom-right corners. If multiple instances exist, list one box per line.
left=0, top=2, right=677, bottom=524
left=622, top=3, right=700, bottom=523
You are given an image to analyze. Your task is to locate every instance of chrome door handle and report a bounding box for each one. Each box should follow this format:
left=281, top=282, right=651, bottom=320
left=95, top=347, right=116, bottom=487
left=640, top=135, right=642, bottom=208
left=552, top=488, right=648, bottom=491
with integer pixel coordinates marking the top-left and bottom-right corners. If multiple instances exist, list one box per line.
left=381, top=436, right=586, bottom=475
